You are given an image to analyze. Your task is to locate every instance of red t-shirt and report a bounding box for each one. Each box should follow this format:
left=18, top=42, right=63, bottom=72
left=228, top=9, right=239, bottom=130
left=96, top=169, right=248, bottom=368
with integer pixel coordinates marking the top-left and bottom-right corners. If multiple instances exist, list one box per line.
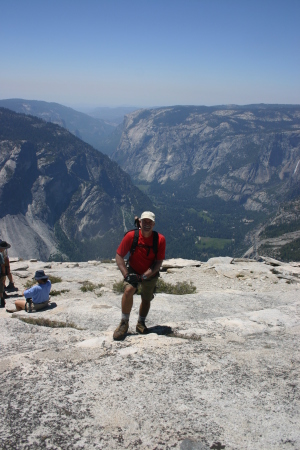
left=117, top=230, right=166, bottom=275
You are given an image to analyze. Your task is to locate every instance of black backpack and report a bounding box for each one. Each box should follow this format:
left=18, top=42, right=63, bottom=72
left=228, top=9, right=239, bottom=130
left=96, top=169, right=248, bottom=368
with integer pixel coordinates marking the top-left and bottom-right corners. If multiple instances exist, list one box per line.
left=126, top=228, right=158, bottom=258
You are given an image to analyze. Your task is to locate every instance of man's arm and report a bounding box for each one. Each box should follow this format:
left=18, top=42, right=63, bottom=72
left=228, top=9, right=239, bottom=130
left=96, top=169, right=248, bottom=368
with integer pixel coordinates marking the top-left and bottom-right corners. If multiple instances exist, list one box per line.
left=143, top=260, right=163, bottom=279
left=115, top=253, right=129, bottom=278
left=23, top=285, right=34, bottom=297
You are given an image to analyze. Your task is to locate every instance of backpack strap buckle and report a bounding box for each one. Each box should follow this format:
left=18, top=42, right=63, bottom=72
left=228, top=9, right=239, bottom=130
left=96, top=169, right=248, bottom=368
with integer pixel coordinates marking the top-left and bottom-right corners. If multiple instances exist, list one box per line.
left=25, top=298, right=33, bottom=313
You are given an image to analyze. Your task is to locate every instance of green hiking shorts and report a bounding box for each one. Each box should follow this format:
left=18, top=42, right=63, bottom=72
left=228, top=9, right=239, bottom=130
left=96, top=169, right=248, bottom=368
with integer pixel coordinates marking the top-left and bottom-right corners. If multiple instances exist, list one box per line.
left=33, top=300, right=50, bottom=311
left=124, top=267, right=159, bottom=302
left=25, top=299, right=50, bottom=312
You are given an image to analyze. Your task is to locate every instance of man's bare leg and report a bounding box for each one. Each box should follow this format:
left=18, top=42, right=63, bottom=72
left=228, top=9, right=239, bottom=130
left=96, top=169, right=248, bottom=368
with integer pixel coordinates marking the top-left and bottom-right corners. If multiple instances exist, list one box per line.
left=136, top=297, right=152, bottom=334
left=139, top=297, right=151, bottom=318
left=113, top=285, right=136, bottom=340
left=121, top=285, right=136, bottom=314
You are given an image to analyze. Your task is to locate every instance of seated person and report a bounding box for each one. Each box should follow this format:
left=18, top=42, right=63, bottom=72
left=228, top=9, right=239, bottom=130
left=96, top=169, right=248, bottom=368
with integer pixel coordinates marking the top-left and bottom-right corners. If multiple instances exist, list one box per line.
left=15, top=270, right=51, bottom=312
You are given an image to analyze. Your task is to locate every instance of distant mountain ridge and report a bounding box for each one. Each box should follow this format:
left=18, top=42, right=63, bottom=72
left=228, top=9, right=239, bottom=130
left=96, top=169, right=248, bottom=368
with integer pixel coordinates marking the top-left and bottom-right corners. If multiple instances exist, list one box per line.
left=0, top=98, right=116, bottom=154
left=113, top=104, right=300, bottom=212
left=2, top=102, right=300, bottom=262
left=112, top=104, right=300, bottom=260
left=0, top=107, right=152, bottom=260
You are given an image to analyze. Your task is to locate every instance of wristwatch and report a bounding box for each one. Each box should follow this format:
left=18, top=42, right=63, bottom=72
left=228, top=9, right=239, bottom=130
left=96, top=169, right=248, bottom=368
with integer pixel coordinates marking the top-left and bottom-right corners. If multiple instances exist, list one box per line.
left=142, top=274, right=147, bottom=280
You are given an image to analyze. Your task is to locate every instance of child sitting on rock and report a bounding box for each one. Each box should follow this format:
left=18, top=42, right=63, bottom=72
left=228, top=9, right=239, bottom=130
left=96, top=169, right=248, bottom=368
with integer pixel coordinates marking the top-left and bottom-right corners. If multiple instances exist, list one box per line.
left=14, top=270, right=51, bottom=312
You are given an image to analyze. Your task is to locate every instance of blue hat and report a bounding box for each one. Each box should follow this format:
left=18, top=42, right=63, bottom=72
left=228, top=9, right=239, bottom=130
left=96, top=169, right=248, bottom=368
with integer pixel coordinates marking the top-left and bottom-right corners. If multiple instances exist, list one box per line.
left=0, top=240, right=11, bottom=249
left=33, top=270, right=49, bottom=280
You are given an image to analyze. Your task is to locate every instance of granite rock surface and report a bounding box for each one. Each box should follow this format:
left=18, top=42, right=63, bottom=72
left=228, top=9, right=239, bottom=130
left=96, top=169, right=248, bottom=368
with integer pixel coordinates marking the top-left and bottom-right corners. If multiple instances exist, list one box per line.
left=0, top=257, right=299, bottom=449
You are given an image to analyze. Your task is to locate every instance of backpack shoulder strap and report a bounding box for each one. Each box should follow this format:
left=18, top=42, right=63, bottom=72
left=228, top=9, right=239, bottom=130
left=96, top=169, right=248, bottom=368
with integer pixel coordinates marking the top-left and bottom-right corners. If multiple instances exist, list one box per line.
left=127, top=229, right=158, bottom=257
left=152, top=231, right=158, bottom=257
left=129, top=229, right=140, bottom=255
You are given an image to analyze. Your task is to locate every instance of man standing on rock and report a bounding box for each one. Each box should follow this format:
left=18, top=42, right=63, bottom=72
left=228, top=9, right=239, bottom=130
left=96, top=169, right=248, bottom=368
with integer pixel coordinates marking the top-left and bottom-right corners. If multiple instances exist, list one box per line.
left=113, top=211, right=166, bottom=340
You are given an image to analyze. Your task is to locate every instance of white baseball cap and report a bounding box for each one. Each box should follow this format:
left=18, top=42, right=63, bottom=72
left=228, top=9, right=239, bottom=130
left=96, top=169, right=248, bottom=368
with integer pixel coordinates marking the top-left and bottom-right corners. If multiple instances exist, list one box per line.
left=140, top=211, right=155, bottom=222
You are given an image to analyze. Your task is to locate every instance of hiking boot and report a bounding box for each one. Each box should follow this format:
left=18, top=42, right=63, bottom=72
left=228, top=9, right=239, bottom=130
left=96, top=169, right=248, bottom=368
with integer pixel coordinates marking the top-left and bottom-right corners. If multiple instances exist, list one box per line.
left=113, top=320, right=129, bottom=341
left=136, top=321, right=148, bottom=335
left=5, top=282, right=16, bottom=291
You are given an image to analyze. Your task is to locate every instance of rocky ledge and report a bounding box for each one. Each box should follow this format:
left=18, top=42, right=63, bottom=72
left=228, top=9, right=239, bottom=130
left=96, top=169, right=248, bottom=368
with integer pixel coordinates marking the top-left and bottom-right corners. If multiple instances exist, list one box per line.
left=0, top=257, right=299, bottom=449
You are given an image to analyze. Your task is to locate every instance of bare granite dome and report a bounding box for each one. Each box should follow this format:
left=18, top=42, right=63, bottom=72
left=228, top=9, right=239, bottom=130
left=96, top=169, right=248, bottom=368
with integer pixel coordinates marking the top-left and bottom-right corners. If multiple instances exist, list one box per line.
left=1, top=257, right=299, bottom=449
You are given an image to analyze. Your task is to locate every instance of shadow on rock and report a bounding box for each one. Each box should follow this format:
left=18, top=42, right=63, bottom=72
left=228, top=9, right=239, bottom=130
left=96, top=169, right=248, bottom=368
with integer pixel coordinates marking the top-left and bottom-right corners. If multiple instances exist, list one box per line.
left=147, top=325, right=173, bottom=335
left=47, top=302, right=57, bottom=310
left=126, top=325, right=173, bottom=339
left=180, top=439, right=208, bottom=449
left=6, top=293, right=22, bottom=298
left=23, top=302, right=58, bottom=313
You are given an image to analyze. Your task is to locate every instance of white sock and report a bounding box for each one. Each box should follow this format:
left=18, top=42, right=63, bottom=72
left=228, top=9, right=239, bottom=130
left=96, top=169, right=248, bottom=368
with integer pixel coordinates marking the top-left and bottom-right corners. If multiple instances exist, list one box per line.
left=122, top=313, right=130, bottom=321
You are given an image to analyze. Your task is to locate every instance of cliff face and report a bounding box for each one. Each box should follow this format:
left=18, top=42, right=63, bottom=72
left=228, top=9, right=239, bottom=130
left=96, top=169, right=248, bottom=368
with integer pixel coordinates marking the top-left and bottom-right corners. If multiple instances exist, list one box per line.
left=2, top=104, right=300, bottom=262
left=113, top=105, right=300, bottom=212
left=0, top=108, right=152, bottom=260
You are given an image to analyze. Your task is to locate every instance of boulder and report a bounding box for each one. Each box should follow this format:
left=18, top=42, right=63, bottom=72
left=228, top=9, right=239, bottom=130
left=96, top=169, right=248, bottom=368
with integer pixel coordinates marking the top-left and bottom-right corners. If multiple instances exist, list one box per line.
left=162, top=258, right=202, bottom=270
left=11, top=271, right=29, bottom=278
left=10, top=263, right=29, bottom=271
left=260, top=256, right=284, bottom=266
left=205, top=256, right=233, bottom=265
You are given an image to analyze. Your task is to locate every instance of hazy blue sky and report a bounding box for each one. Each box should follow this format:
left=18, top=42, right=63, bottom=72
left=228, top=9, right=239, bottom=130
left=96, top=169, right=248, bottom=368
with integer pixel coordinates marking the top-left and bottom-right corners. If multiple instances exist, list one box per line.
left=1, top=0, right=299, bottom=108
